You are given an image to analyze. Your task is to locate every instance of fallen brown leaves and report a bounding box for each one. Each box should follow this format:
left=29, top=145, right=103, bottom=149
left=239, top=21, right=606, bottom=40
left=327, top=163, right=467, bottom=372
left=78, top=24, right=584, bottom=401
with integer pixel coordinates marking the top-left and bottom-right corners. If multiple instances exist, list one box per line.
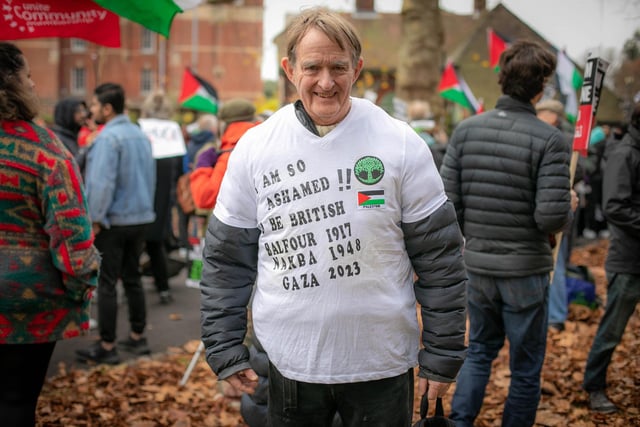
left=446, top=239, right=640, bottom=427
left=38, top=240, right=639, bottom=427
left=37, top=341, right=246, bottom=427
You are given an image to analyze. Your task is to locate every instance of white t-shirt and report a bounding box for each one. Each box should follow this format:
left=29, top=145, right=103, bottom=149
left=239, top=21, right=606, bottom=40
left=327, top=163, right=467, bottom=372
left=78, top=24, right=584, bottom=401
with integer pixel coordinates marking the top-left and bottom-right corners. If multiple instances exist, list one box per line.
left=214, top=97, right=447, bottom=383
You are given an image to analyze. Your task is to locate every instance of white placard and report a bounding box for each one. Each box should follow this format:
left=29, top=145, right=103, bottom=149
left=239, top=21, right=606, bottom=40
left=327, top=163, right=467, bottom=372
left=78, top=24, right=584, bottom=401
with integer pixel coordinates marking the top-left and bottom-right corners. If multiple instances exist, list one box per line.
left=138, top=118, right=187, bottom=159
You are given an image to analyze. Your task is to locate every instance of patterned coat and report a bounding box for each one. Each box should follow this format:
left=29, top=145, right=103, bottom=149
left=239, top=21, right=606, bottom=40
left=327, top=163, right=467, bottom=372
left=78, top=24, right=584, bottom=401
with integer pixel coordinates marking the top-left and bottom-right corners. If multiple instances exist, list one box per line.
left=0, top=120, right=100, bottom=344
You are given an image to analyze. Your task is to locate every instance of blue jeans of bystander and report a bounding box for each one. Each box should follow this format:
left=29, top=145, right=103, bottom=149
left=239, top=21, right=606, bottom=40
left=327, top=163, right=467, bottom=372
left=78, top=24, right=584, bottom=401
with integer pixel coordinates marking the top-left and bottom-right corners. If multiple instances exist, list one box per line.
left=549, top=236, right=569, bottom=325
left=583, top=272, right=640, bottom=392
left=450, top=272, right=549, bottom=427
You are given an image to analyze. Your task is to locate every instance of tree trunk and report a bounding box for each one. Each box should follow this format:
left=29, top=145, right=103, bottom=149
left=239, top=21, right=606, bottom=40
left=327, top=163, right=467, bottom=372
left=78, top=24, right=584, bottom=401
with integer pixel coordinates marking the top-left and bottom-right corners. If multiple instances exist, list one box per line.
left=395, top=0, right=444, bottom=118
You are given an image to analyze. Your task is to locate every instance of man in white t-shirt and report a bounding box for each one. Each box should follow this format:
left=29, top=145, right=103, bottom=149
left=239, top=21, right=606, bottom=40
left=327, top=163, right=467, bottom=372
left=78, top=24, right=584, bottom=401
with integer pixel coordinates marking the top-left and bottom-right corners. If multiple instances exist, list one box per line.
left=199, top=7, right=468, bottom=426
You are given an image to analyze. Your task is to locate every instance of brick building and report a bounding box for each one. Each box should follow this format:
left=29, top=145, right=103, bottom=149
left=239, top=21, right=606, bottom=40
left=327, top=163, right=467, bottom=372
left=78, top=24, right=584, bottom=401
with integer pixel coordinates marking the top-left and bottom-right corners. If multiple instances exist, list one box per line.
left=12, top=0, right=263, bottom=121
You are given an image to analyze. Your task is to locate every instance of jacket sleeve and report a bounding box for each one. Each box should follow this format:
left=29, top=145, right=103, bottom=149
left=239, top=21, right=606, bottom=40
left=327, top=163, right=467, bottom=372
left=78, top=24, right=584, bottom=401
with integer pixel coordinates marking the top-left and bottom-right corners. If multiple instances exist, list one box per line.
left=200, top=215, right=260, bottom=380
left=602, top=144, right=640, bottom=240
left=190, top=152, right=231, bottom=211
left=42, top=157, right=100, bottom=300
left=439, top=130, right=465, bottom=228
left=402, top=200, right=468, bottom=383
left=534, top=130, right=572, bottom=234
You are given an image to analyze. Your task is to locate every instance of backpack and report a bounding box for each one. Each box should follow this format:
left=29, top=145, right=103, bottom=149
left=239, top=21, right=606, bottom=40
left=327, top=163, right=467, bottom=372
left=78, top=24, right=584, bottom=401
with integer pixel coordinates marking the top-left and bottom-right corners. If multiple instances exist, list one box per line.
left=176, top=171, right=195, bottom=215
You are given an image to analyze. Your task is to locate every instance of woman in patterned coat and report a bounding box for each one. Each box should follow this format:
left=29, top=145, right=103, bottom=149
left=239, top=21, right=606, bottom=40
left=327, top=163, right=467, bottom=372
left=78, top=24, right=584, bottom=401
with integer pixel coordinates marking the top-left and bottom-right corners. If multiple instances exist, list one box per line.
left=0, top=42, right=100, bottom=426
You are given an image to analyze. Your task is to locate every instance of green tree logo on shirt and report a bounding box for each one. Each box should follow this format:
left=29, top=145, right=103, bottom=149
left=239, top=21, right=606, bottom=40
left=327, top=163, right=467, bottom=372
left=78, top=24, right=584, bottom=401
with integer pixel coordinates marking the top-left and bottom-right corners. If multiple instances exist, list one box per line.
left=354, top=156, right=385, bottom=185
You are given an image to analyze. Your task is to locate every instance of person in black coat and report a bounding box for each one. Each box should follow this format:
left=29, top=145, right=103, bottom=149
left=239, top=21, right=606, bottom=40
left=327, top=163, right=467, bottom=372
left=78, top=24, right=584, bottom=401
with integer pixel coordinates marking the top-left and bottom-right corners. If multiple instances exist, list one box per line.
left=582, top=103, right=640, bottom=414
left=50, top=97, right=89, bottom=172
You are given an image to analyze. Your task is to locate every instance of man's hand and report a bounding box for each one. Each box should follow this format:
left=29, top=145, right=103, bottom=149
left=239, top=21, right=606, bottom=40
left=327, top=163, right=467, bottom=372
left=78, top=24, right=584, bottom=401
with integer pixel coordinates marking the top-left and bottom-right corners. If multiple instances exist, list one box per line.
left=418, top=377, right=451, bottom=400
left=92, top=223, right=101, bottom=236
left=220, top=368, right=259, bottom=397
left=570, top=189, right=579, bottom=212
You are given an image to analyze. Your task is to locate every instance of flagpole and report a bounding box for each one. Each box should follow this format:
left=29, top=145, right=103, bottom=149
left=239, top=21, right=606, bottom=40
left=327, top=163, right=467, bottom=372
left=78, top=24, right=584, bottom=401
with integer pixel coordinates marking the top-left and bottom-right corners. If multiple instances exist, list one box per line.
left=191, top=11, right=198, bottom=70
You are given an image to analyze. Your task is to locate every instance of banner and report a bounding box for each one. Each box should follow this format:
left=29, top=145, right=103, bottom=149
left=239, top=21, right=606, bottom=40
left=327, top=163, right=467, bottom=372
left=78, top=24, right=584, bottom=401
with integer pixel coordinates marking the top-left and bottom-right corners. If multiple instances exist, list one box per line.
left=0, top=0, right=121, bottom=47
left=572, top=57, right=609, bottom=156
left=138, top=119, right=187, bottom=159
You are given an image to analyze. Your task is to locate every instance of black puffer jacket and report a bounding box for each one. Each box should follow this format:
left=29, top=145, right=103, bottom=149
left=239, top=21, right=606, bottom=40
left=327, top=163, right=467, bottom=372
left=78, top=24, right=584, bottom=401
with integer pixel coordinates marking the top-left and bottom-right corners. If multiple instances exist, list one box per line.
left=440, top=95, right=572, bottom=277
left=602, top=125, right=640, bottom=275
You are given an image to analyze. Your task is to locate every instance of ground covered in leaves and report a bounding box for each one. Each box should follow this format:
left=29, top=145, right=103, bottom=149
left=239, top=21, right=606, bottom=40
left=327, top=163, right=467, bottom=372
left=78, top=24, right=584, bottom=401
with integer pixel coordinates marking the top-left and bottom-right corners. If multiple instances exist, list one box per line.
left=37, top=240, right=639, bottom=426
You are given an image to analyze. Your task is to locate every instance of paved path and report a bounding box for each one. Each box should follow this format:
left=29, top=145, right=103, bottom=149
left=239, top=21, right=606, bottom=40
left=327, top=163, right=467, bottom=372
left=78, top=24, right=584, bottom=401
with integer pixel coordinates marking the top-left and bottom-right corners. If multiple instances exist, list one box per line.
left=47, top=265, right=202, bottom=378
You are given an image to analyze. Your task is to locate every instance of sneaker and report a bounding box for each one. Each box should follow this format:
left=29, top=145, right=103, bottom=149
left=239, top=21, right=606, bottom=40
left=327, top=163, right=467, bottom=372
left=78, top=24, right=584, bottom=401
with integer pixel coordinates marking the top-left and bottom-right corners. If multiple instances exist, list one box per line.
left=76, top=341, right=120, bottom=365
left=118, top=336, right=151, bottom=355
left=159, top=291, right=174, bottom=305
left=589, top=390, right=617, bottom=413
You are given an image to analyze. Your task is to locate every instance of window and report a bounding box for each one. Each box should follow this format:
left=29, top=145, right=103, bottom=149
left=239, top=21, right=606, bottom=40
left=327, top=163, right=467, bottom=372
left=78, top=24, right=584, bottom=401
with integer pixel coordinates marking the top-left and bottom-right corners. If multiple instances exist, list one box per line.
left=141, top=29, right=155, bottom=53
left=71, top=67, right=86, bottom=95
left=70, top=38, right=87, bottom=52
left=141, top=69, right=154, bottom=94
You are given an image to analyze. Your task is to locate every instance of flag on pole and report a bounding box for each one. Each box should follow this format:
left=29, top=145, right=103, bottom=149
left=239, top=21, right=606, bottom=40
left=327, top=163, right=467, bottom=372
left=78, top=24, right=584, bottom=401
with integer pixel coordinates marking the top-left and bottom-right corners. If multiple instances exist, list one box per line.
left=487, top=28, right=509, bottom=72
left=556, top=50, right=583, bottom=124
left=438, top=62, right=483, bottom=114
left=0, top=0, right=121, bottom=47
left=92, top=0, right=203, bottom=37
left=572, top=57, right=609, bottom=156
left=179, top=68, right=219, bottom=114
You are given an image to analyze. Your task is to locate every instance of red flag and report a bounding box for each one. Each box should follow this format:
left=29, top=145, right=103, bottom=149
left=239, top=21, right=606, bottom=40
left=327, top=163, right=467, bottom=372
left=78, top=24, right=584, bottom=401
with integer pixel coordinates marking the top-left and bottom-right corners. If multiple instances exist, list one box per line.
left=487, top=28, right=508, bottom=72
left=0, top=0, right=121, bottom=47
left=572, top=57, right=609, bottom=156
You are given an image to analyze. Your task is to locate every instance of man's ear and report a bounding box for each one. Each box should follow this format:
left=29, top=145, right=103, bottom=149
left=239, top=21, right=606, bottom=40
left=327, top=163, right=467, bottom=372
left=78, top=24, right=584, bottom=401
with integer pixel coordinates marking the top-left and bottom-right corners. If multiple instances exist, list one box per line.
left=281, top=57, right=295, bottom=83
left=102, top=103, right=114, bottom=118
left=352, top=57, right=364, bottom=83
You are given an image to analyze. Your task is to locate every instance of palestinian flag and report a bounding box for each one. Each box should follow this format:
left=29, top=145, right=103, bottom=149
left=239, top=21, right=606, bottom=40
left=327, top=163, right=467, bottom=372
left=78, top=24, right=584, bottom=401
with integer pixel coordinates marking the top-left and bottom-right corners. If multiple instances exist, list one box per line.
left=93, top=0, right=203, bottom=37
left=178, top=68, right=219, bottom=114
left=438, top=62, right=483, bottom=114
left=556, top=50, right=583, bottom=124
left=358, top=190, right=385, bottom=208
left=487, top=28, right=508, bottom=72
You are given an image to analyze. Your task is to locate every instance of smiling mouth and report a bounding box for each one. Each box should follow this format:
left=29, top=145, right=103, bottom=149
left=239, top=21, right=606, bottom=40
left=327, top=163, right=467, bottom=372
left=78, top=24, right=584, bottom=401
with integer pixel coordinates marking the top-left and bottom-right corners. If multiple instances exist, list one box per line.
left=316, top=92, right=334, bottom=98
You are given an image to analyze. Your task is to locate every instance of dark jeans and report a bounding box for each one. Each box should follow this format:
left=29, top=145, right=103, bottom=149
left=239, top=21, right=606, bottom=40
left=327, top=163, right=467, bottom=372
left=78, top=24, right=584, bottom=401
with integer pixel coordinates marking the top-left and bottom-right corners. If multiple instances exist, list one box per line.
left=583, top=272, right=640, bottom=391
left=145, top=240, right=169, bottom=293
left=268, top=363, right=414, bottom=427
left=0, top=342, right=56, bottom=427
left=95, top=224, right=147, bottom=343
left=450, top=273, right=549, bottom=427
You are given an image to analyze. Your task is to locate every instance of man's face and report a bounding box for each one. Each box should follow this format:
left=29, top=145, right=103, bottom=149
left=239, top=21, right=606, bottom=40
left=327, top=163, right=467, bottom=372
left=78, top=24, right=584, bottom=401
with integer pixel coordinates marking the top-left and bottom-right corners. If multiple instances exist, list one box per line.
left=89, top=95, right=107, bottom=125
left=281, top=28, right=363, bottom=126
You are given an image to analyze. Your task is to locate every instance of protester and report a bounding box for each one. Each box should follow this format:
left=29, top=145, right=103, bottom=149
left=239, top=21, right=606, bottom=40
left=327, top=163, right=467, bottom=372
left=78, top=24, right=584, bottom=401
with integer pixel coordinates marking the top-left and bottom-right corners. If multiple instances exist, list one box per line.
left=406, top=100, right=448, bottom=170
left=0, top=42, right=100, bottom=426
left=50, top=96, right=90, bottom=172
left=535, top=99, right=574, bottom=332
left=76, top=83, right=156, bottom=364
left=199, top=8, right=468, bottom=426
left=582, top=102, right=640, bottom=413
left=140, top=90, right=181, bottom=305
left=189, top=98, right=259, bottom=212
left=441, top=40, right=577, bottom=427
left=582, top=125, right=609, bottom=239
left=176, top=113, right=219, bottom=254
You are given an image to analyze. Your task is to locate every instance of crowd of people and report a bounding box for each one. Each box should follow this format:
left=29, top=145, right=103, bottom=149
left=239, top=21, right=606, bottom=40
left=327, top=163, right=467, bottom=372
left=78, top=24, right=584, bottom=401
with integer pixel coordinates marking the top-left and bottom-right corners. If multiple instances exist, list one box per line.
left=1, top=8, right=638, bottom=425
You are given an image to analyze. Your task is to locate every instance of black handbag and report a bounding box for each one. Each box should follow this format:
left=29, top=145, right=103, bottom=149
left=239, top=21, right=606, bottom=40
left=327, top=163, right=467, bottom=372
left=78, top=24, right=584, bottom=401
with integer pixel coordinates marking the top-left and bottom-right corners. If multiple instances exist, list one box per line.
left=412, top=394, right=456, bottom=427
